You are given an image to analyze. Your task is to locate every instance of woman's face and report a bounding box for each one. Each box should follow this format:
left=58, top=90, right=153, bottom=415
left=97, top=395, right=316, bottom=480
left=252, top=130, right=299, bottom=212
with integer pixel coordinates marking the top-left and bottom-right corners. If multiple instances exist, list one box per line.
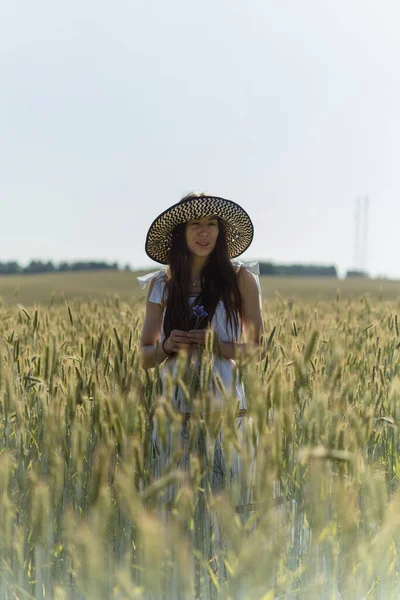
left=185, top=216, right=219, bottom=259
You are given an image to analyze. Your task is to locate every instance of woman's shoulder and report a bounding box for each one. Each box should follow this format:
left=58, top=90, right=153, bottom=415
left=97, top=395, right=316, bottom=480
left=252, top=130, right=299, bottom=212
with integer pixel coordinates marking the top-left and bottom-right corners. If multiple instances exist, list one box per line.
left=232, top=260, right=262, bottom=304
left=137, top=268, right=168, bottom=305
left=237, top=266, right=258, bottom=297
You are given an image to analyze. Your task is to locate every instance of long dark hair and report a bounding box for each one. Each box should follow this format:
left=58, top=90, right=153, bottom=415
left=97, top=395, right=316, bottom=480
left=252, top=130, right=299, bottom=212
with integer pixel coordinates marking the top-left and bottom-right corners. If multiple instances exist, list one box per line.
left=163, top=214, right=243, bottom=340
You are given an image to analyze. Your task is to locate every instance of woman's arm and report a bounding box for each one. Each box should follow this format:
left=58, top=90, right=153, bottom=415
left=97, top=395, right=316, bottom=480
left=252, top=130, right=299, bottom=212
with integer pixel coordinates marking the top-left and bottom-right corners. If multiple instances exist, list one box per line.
left=139, top=280, right=169, bottom=369
left=217, top=267, right=265, bottom=360
left=238, top=266, right=264, bottom=348
left=140, top=280, right=193, bottom=369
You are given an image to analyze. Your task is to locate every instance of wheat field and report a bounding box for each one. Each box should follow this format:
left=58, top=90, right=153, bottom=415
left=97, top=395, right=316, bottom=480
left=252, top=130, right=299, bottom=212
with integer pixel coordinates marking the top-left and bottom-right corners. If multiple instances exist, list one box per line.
left=1, top=270, right=400, bottom=306
left=1, top=274, right=400, bottom=598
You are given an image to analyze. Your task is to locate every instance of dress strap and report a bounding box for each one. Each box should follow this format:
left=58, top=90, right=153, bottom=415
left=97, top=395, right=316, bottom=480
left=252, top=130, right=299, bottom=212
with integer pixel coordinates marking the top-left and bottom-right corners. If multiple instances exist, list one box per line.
left=137, top=268, right=168, bottom=305
left=137, top=268, right=165, bottom=289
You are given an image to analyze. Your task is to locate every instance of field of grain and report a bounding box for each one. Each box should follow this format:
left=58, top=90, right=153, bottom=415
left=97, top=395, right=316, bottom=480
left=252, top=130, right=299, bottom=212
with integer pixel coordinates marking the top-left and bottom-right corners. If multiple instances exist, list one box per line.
left=1, top=274, right=400, bottom=598
left=1, top=270, right=400, bottom=306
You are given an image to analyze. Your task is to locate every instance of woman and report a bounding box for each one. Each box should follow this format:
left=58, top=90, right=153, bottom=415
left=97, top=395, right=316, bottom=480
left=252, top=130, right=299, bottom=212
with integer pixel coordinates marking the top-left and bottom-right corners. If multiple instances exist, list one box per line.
left=138, top=192, right=264, bottom=594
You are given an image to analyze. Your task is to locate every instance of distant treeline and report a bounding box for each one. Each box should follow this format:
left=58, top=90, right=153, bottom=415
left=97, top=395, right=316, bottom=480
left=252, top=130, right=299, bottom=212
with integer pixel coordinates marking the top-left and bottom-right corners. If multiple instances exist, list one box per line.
left=0, top=260, right=128, bottom=275
left=0, top=260, right=339, bottom=277
left=259, top=263, right=338, bottom=277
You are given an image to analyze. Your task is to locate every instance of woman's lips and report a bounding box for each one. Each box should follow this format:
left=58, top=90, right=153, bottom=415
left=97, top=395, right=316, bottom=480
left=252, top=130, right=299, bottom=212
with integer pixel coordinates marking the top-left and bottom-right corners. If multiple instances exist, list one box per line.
left=196, top=241, right=210, bottom=247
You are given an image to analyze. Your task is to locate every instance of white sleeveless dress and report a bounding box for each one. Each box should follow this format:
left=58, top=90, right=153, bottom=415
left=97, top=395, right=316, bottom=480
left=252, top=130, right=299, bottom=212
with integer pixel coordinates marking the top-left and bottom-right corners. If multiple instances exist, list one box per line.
left=137, top=261, right=261, bottom=594
left=138, top=260, right=261, bottom=410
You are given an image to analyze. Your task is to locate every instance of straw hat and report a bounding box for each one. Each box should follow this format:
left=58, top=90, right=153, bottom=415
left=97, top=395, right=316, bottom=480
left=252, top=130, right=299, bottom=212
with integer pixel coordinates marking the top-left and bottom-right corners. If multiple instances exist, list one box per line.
left=145, top=194, right=254, bottom=265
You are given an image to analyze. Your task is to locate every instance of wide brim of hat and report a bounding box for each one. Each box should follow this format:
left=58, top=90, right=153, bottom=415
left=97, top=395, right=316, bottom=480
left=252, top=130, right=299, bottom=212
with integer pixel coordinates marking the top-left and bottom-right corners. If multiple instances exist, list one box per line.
left=145, top=196, right=254, bottom=265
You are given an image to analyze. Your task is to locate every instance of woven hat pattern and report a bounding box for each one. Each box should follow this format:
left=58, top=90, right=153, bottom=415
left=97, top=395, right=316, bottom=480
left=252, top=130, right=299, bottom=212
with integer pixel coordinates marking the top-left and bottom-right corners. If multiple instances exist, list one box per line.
left=145, top=196, right=254, bottom=264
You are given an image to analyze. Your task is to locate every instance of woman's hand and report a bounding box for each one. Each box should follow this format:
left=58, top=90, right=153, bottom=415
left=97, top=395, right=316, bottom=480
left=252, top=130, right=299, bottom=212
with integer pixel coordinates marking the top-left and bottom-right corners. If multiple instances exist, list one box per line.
left=189, top=329, right=245, bottom=360
left=188, top=329, right=207, bottom=347
left=188, top=329, right=217, bottom=349
left=164, top=330, right=191, bottom=354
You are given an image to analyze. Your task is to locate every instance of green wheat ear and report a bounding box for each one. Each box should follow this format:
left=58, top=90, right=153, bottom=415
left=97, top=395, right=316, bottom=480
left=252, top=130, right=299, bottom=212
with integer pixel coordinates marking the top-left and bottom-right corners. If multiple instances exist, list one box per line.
left=67, top=304, right=74, bottom=327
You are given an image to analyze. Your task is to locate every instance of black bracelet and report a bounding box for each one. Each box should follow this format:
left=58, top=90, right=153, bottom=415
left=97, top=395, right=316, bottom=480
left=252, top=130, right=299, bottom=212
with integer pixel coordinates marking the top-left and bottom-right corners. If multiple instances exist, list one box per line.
left=162, top=337, right=175, bottom=357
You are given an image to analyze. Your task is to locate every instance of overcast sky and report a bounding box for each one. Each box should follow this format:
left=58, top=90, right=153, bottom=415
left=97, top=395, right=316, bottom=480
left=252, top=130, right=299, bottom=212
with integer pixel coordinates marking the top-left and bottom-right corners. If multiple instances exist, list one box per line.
left=2, top=1, right=400, bottom=277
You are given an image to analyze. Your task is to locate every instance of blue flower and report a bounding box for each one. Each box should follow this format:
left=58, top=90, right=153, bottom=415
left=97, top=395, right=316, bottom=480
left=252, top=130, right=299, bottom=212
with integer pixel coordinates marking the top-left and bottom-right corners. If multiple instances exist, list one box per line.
left=193, top=305, right=208, bottom=319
